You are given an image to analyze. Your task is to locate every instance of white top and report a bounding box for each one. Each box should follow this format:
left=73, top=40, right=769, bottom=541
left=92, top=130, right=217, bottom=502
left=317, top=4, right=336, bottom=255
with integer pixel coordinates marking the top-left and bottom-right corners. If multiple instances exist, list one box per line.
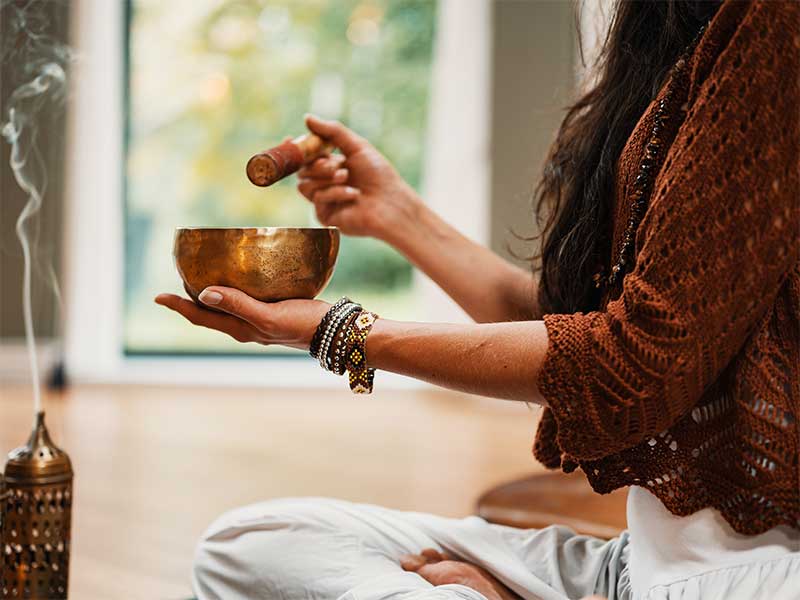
left=627, top=485, right=800, bottom=597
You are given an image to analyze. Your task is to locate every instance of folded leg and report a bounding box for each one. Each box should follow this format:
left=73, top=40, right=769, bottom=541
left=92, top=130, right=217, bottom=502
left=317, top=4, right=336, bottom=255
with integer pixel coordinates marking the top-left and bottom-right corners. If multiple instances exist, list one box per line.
left=192, top=497, right=629, bottom=600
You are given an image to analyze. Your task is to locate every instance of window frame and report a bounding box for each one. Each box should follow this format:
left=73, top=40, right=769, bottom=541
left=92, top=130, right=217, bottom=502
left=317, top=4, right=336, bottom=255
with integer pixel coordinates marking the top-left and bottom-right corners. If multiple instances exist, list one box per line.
left=63, top=0, right=491, bottom=387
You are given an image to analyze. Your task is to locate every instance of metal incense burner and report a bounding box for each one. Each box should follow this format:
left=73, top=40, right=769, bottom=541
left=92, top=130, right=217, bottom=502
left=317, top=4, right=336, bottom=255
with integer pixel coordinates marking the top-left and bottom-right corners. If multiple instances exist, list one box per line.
left=1, top=412, right=72, bottom=599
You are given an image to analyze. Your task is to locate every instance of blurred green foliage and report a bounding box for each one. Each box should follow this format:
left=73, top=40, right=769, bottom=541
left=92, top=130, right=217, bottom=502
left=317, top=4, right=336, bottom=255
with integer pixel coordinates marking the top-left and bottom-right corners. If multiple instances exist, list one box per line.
left=125, top=0, right=436, bottom=352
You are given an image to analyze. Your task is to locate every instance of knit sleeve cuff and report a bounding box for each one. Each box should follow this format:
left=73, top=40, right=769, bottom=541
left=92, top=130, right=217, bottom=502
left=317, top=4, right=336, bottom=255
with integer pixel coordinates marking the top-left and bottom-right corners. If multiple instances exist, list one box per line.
left=538, top=312, right=601, bottom=460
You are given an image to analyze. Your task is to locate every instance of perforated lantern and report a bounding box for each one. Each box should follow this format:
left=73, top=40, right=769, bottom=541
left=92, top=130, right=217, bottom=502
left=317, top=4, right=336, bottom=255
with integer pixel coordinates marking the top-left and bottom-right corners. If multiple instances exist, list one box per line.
left=1, top=412, right=72, bottom=599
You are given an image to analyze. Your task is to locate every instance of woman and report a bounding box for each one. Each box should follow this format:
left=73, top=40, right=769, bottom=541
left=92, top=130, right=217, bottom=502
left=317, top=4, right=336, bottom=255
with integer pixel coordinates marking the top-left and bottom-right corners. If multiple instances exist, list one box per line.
left=156, top=1, right=799, bottom=599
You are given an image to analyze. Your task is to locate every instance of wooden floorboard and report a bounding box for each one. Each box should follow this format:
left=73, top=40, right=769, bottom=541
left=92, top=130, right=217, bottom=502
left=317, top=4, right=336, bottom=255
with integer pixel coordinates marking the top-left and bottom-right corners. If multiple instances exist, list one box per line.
left=0, top=384, right=543, bottom=599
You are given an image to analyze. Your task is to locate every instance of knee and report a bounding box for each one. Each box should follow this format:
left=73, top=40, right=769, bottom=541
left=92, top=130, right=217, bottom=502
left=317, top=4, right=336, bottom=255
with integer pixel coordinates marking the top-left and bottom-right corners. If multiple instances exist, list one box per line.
left=192, top=505, right=260, bottom=599
left=192, top=497, right=347, bottom=598
left=192, top=499, right=297, bottom=598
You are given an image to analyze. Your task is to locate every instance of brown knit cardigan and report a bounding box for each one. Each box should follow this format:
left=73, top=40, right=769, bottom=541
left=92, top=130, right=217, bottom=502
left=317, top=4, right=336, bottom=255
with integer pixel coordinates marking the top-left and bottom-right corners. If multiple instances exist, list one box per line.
left=534, top=0, right=799, bottom=536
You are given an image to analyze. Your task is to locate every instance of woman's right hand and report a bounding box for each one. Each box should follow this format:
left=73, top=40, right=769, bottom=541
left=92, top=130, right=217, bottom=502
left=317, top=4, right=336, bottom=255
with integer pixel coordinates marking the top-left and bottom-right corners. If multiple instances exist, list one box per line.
left=300, top=116, right=537, bottom=324
left=297, top=114, right=423, bottom=243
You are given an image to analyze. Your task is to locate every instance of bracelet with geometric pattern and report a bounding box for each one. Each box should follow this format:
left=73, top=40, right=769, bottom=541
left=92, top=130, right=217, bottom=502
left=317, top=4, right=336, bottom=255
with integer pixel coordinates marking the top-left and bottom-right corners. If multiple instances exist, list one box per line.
left=344, top=310, right=379, bottom=394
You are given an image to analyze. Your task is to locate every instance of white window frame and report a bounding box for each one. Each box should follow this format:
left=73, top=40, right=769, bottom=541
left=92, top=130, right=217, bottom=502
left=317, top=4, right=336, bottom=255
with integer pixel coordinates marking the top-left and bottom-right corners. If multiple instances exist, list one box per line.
left=62, top=0, right=491, bottom=388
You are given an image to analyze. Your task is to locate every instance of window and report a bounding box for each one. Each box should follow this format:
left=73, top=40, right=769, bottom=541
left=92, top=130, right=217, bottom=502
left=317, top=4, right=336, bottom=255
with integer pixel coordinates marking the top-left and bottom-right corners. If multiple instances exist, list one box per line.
left=64, top=0, right=489, bottom=385
left=124, top=0, right=437, bottom=353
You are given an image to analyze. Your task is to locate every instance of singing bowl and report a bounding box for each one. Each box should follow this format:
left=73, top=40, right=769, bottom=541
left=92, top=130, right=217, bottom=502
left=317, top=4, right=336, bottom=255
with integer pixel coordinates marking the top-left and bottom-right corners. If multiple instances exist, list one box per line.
left=173, top=227, right=339, bottom=303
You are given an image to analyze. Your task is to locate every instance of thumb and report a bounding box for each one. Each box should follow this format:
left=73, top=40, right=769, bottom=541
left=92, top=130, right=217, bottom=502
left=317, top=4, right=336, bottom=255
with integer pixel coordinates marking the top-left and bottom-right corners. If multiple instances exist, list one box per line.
left=198, top=286, right=268, bottom=327
left=305, top=114, right=365, bottom=156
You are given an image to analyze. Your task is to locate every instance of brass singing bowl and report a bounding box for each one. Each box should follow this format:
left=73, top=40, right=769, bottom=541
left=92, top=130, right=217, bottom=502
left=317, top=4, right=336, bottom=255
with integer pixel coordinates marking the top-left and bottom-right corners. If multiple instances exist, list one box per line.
left=173, top=227, right=340, bottom=303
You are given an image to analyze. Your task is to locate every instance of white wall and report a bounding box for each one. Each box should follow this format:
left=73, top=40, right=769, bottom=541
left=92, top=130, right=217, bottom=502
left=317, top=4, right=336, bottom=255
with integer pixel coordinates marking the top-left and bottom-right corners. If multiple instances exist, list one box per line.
left=418, top=0, right=492, bottom=323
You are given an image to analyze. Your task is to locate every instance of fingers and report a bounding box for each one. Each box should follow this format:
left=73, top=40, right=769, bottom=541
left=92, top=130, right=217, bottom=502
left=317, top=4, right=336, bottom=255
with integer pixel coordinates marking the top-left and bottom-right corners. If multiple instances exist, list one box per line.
left=154, top=294, right=256, bottom=343
left=314, top=201, right=337, bottom=226
left=304, top=184, right=361, bottom=230
left=297, top=174, right=350, bottom=202
left=196, top=287, right=271, bottom=329
left=297, top=156, right=350, bottom=202
left=298, top=155, right=346, bottom=179
left=297, top=178, right=325, bottom=201
left=399, top=549, right=449, bottom=572
left=315, top=202, right=360, bottom=231
left=305, top=113, right=365, bottom=156
left=421, top=548, right=450, bottom=562
left=399, top=554, right=428, bottom=572
left=415, top=562, right=450, bottom=585
left=313, top=185, right=360, bottom=204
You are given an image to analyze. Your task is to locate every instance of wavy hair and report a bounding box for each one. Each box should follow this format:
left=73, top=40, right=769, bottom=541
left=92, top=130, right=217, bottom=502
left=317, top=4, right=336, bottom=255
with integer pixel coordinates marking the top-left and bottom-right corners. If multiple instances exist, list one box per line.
left=535, top=0, right=721, bottom=314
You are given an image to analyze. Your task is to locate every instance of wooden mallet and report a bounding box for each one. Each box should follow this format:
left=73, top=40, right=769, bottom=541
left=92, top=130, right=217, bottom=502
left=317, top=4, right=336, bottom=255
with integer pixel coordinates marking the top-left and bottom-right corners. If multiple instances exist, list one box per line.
left=246, top=133, right=335, bottom=187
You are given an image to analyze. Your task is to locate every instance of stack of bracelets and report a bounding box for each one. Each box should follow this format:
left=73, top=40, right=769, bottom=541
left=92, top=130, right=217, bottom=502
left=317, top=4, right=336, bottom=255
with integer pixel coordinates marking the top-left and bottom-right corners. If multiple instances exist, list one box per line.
left=309, top=297, right=379, bottom=394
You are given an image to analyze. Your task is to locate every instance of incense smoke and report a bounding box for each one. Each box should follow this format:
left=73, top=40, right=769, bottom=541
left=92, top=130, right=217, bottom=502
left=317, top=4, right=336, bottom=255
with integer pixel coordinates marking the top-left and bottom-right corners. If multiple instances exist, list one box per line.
left=1, top=0, right=71, bottom=415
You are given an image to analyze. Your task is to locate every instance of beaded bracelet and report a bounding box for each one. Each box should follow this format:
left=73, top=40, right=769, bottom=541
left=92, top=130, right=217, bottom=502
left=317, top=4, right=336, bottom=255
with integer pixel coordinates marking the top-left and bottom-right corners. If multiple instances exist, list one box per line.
left=326, top=310, right=360, bottom=376
left=315, top=302, right=356, bottom=365
left=309, top=297, right=350, bottom=360
left=311, top=300, right=353, bottom=365
left=344, top=310, right=379, bottom=394
left=318, top=302, right=361, bottom=371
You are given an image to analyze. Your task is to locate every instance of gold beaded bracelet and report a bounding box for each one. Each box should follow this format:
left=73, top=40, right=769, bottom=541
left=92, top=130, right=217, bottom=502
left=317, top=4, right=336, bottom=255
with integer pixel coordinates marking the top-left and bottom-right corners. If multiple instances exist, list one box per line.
left=344, top=310, right=379, bottom=394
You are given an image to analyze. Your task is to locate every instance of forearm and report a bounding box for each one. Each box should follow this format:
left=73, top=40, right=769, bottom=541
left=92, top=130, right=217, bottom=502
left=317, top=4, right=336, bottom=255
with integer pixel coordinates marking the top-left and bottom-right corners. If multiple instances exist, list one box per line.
left=366, top=318, right=548, bottom=403
left=384, top=203, right=539, bottom=323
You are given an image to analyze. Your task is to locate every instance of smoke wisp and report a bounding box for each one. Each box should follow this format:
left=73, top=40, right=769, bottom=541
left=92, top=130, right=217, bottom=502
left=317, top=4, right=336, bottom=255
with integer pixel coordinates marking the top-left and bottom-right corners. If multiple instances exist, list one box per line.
left=1, top=0, right=71, bottom=415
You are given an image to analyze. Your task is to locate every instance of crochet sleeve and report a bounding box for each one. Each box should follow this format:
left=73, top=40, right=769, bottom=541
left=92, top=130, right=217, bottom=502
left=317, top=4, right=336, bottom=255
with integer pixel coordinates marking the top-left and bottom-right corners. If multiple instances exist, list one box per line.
left=538, top=1, right=799, bottom=461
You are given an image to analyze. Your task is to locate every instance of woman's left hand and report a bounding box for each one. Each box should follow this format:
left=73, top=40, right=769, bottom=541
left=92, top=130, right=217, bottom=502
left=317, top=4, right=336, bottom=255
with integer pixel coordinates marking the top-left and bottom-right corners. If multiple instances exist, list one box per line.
left=155, top=287, right=330, bottom=351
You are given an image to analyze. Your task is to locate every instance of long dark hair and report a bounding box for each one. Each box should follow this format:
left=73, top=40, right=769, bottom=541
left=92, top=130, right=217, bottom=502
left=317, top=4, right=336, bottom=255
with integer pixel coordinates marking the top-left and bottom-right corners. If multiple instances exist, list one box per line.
left=535, top=1, right=720, bottom=315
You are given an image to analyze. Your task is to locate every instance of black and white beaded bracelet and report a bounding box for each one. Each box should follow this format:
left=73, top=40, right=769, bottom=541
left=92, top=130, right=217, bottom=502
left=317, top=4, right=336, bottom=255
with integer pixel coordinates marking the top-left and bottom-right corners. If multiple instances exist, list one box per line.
left=309, top=297, right=350, bottom=361
left=317, top=302, right=361, bottom=371
left=310, top=298, right=351, bottom=360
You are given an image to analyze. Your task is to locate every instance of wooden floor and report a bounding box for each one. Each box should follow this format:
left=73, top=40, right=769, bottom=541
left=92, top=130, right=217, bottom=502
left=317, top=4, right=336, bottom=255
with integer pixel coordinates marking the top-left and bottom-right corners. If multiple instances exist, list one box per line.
left=0, top=384, right=545, bottom=599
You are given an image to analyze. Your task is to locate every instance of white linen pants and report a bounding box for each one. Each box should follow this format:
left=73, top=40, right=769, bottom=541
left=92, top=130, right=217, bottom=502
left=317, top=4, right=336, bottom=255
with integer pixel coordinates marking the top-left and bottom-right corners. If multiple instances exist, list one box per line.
left=192, top=497, right=800, bottom=600
left=192, top=497, right=630, bottom=600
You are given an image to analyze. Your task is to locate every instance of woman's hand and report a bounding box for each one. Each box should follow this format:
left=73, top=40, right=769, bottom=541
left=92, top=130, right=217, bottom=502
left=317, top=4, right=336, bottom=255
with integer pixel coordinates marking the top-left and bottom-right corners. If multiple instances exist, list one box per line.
left=155, top=287, right=329, bottom=351
left=298, top=114, right=423, bottom=242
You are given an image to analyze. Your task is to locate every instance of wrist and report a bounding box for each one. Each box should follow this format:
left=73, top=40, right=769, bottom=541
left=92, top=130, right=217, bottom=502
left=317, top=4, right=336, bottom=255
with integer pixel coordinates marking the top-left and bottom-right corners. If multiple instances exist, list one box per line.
left=374, top=183, right=427, bottom=247
left=379, top=191, right=444, bottom=258
left=282, top=299, right=330, bottom=351
left=362, top=317, right=395, bottom=372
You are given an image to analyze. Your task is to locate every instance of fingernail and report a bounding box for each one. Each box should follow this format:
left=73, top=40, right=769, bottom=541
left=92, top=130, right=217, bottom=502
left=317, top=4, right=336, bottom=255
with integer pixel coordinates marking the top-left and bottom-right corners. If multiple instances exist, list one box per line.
left=198, top=289, right=223, bottom=305
left=334, top=168, right=347, bottom=181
